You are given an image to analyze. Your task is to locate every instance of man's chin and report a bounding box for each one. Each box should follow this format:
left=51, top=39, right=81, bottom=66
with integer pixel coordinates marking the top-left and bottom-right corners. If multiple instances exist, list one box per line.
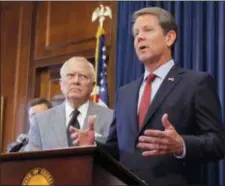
left=138, top=56, right=151, bottom=63
left=137, top=52, right=150, bottom=59
left=138, top=55, right=158, bottom=64
left=68, top=94, right=82, bottom=100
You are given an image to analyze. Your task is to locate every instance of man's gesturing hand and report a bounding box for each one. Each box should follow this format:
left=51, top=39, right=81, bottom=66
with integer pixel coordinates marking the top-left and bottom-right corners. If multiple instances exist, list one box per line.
left=137, top=113, right=184, bottom=156
left=69, top=115, right=96, bottom=146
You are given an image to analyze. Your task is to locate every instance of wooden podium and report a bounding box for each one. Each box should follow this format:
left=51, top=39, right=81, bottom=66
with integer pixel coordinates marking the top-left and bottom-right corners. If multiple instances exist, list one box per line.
left=0, top=146, right=147, bottom=185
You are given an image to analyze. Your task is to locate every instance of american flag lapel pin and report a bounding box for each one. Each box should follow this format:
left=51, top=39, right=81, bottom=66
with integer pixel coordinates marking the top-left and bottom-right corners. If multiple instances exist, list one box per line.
left=168, top=77, right=175, bottom=81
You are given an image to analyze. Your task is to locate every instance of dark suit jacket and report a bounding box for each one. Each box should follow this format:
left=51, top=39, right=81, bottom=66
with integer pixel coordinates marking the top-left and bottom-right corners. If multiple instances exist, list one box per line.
left=99, top=65, right=225, bottom=186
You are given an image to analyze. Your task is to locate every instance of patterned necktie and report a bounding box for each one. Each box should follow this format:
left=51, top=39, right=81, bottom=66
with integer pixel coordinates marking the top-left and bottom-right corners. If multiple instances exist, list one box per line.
left=67, top=109, right=80, bottom=147
left=138, top=73, right=156, bottom=128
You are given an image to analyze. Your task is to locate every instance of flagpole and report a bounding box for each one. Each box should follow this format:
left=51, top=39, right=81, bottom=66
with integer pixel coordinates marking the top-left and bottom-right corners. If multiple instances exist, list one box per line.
left=93, top=28, right=101, bottom=103
left=92, top=4, right=112, bottom=103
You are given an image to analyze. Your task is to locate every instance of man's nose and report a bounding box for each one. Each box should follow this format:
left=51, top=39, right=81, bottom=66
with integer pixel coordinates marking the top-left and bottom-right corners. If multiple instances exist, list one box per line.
left=136, top=31, right=145, bottom=42
left=71, top=74, right=80, bottom=83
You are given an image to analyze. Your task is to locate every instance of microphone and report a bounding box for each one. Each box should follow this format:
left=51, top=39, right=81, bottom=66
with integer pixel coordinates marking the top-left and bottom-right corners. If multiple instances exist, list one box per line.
left=8, top=134, right=29, bottom=152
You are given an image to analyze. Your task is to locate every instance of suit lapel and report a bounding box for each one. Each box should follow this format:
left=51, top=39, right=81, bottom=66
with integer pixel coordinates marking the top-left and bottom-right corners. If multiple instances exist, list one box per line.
left=138, top=65, right=181, bottom=135
left=51, top=103, right=68, bottom=147
left=83, top=101, right=99, bottom=130
left=128, top=77, right=143, bottom=133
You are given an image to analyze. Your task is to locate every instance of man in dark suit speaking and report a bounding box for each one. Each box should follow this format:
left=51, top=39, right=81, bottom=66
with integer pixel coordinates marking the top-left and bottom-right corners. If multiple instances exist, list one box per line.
left=70, top=7, right=225, bottom=186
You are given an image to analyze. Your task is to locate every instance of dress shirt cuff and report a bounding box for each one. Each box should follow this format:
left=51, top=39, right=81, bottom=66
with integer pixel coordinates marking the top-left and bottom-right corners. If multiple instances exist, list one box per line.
left=174, top=138, right=186, bottom=159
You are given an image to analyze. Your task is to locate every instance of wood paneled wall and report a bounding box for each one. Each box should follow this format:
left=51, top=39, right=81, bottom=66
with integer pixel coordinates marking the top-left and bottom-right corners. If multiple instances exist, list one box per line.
left=1, top=2, right=34, bottom=152
left=0, top=1, right=117, bottom=151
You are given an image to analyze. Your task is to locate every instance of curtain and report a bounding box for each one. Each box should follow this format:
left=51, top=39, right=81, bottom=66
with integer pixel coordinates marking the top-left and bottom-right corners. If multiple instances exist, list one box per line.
left=115, top=1, right=225, bottom=185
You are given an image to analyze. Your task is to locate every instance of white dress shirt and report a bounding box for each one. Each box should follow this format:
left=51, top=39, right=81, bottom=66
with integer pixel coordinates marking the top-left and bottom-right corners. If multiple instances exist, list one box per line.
left=137, top=59, right=186, bottom=158
left=65, top=100, right=89, bottom=129
left=138, top=59, right=175, bottom=111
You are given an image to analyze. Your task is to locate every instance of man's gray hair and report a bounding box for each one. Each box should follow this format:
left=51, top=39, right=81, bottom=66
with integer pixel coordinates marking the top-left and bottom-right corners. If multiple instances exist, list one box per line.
left=60, top=56, right=95, bottom=81
left=132, top=7, right=177, bottom=34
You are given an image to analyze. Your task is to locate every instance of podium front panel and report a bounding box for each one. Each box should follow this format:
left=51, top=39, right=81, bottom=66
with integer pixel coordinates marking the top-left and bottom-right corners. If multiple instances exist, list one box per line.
left=1, top=155, right=93, bottom=185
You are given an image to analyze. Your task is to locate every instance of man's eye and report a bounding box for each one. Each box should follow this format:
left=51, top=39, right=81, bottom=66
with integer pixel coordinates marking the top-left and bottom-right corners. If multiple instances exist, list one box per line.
left=80, top=74, right=88, bottom=79
left=133, top=31, right=139, bottom=37
left=144, top=28, right=152, bottom=32
left=67, top=73, right=73, bottom=78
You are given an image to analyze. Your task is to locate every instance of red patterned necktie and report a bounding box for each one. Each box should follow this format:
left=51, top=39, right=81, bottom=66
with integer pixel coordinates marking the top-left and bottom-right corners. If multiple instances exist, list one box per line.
left=138, top=73, right=156, bottom=128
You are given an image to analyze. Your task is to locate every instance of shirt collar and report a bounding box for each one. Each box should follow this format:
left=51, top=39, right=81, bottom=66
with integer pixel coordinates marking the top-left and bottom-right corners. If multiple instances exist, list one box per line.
left=65, top=100, right=89, bottom=118
left=143, top=59, right=175, bottom=81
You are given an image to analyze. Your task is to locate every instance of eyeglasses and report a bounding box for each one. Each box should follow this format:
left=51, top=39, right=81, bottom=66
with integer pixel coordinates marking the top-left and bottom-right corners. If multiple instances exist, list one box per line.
left=63, top=72, right=91, bottom=82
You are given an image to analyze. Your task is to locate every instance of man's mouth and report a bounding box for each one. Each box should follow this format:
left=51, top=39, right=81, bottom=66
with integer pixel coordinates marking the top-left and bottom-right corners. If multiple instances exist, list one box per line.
left=139, top=45, right=148, bottom=52
left=70, top=87, right=81, bottom=92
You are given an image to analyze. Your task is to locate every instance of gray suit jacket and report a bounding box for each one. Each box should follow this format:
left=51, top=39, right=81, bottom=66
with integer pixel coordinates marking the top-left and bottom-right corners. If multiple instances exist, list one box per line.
left=24, top=101, right=113, bottom=151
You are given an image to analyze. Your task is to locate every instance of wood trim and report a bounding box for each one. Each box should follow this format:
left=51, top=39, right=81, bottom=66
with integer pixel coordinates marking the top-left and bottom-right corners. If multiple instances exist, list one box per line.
left=27, top=1, right=38, bottom=101
left=11, top=3, right=24, bottom=138
left=34, top=2, right=112, bottom=61
left=108, top=1, right=117, bottom=108
left=45, top=2, right=98, bottom=51
left=13, top=2, right=34, bottom=137
left=0, top=2, right=2, bottom=152
left=0, top=96, right=5, bottom=152
left=1, top=2, right=34, bottom=151
left=34, top=48, right=96, bottom=67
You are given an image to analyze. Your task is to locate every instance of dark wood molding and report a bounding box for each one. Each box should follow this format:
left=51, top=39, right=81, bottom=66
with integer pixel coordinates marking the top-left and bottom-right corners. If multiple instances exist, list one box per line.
left=108, top=1, right=117, bottom=108
left=33, top=1, right=113, bottom=61
left=1, top=2, right=34, bottom=150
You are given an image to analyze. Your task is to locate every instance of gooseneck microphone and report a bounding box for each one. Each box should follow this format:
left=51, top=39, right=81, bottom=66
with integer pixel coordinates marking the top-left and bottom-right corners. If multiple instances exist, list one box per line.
left=8, top=134, right=29, bottom=152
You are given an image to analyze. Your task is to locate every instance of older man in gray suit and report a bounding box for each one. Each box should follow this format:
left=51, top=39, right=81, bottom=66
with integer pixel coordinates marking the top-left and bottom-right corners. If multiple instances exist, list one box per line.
left=24, top=56, right=113, bottom=151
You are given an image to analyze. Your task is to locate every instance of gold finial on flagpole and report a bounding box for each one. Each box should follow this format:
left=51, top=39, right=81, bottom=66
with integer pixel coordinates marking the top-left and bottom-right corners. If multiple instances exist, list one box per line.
left=92, top=4, right=112, bottom=28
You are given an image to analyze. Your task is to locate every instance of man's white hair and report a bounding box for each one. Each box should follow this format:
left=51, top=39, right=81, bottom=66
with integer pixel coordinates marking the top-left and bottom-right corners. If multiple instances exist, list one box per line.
left=60, top=56, right=95, bottom=82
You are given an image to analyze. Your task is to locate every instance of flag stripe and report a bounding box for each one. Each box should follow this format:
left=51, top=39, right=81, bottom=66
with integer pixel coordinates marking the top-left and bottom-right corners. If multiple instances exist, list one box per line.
left=92, top=27, right=109, bottom=106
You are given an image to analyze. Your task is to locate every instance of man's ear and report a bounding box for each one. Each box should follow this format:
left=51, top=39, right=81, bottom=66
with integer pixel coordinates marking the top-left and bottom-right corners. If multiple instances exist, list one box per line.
left=59, top=79, right=64, bottom=92
left=165, top=30, right=176, bottom=48
left=59, top=79, right=63, bottom=87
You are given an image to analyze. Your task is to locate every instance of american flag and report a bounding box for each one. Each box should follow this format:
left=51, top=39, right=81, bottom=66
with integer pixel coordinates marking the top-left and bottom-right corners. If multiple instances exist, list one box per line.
left=91, top=27, right=109, bottom=107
